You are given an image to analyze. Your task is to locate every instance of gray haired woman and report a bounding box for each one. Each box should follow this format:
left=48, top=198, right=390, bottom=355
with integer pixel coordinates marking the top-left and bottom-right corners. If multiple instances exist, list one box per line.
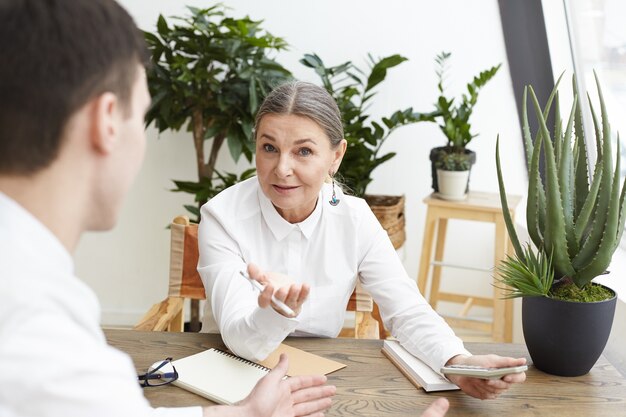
left=198, top=81, right=526, bottom=402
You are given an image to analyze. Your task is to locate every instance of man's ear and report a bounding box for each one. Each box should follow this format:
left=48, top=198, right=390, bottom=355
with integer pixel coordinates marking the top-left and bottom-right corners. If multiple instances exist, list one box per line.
left=90, top=92, right=120, bottom=155
left=330, top=139, right=348, bottom=172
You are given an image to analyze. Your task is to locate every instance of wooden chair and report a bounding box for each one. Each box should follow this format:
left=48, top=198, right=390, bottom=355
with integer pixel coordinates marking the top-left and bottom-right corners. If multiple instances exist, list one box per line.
left=135, top=215, right=383, bottom=339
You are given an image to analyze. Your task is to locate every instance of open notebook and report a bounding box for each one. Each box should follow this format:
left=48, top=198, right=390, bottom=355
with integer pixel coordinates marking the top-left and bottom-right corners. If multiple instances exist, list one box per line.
left=382, top=340, right=459, bottom=392
left=170, top=344, right=346, bottom=405
left=171, top=348, right=269, bottom=405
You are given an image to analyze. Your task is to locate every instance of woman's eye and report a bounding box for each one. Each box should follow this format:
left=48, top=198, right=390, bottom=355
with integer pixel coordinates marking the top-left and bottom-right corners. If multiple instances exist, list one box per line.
left=298, top=148, right=312, bottom=157
left=262, top=144, right=276, bottom=152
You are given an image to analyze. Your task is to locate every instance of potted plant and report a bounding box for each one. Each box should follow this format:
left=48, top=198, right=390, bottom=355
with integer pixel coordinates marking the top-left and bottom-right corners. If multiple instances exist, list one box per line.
left=434, top=150, right=471, bottom=200
left=425, top=51, right=501, bottom=192
left=143, top=5, right=291, bottom=331
left=301, top=53, right=428, bottom=248
left=495, top=72, right=624, bottom=376
left=144, top=5, right=291, bottom=222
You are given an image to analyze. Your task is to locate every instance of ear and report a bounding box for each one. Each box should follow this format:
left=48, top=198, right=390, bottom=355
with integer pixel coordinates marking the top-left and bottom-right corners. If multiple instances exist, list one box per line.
left=90, top=92, right=120, bottom=155
left=330, top=139, right=347, bottom=173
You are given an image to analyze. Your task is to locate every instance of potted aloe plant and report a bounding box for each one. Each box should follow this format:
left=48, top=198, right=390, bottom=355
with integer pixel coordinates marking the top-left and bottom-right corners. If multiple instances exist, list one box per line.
left=495, top=72, right=624, bottom=376
left=425, top=51, right=501, bottom=193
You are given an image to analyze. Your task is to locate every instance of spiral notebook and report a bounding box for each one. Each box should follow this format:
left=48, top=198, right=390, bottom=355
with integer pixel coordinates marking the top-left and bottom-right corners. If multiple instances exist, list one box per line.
left=171, top=345, right=345, bottom=405
left=171, top=348, right=271, bottom=405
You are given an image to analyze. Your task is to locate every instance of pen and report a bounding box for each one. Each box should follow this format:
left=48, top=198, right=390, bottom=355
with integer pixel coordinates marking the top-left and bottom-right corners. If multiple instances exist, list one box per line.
left=239, top=271, right=296, bottom=317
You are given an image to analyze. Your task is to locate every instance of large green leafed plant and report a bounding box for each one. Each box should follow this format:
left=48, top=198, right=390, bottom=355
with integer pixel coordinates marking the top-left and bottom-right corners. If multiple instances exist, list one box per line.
left=144, top=5, right=291, bottom=220
left=301, top=53, right=429, bottom=197
left=496, top=72, right=626, bottom=292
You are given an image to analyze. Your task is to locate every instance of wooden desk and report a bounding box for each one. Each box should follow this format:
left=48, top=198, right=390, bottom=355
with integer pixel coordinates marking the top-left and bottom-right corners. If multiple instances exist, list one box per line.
left=105, top=329, right=626, bottom=417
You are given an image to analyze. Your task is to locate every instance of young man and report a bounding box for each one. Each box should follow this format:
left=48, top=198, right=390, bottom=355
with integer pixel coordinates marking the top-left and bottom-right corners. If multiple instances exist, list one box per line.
left=0, top=1, right=449, bottom=416
left=0, top=1, right=334, bottom=416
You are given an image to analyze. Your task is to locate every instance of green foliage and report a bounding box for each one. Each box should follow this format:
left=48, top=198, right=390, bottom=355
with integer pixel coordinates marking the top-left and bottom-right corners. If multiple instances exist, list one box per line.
left=434, top=150, right=471, bottom=171
left=496, top=72, right=626, bottom=292
left=426, top=51, right=501, bottom=151
left=495, top=244, right=554, bottom=298
left=171, top=168, right=256, bottom=222
left=144, top=5, right=291, bottom=212
left=300, top=53, right=432, bottom=197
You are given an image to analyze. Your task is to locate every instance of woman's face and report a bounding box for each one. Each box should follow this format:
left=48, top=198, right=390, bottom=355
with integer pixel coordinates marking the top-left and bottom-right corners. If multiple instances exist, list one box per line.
left=255, top=113, right=346, bottom=223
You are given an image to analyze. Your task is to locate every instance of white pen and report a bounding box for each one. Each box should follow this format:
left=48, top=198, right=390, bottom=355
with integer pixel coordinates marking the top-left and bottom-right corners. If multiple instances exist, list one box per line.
left=239, top=270, right=296, bottom=317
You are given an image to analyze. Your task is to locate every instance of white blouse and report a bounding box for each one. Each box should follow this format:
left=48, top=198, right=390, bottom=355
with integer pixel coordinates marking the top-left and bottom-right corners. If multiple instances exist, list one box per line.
left=198, top=177, right=470, bottom=372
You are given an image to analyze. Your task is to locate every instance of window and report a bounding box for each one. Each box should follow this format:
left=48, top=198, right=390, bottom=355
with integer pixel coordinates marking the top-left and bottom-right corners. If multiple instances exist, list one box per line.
left=549, top=0, right=626, bottom=295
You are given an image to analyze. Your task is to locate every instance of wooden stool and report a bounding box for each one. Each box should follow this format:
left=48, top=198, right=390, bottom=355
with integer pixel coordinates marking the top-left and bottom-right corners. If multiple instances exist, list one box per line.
left=416, top=191, right=521, bottom=342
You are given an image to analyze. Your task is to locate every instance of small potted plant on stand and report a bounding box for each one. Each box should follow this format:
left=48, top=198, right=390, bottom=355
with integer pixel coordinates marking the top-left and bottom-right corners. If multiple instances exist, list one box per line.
left=425, top=51, right=501, bottom=192
left=435, top=150, right=471, bottom=200
left=301, top=53, right=429, bottom=249
left=495, top=72, right=624, bottom=376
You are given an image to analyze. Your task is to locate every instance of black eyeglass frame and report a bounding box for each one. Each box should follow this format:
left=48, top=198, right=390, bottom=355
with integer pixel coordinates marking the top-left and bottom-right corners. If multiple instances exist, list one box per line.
left=137, top=357, right=179, bottom=387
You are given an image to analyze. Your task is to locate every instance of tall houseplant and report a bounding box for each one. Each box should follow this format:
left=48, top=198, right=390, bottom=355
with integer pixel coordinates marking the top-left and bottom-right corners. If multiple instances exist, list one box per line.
left=144, top=5, right=291, bottom=221
left=426, top=51, right=501, bottom=193
left=301, top=53, right=427, bottom=248
left=495, top=73, right=624, bottom=376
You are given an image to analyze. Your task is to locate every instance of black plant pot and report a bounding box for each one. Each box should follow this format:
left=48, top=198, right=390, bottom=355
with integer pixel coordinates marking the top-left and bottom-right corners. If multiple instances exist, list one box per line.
left=522, top=286, right=617, bottom=376
left=429, top=146, right=476, bottom=192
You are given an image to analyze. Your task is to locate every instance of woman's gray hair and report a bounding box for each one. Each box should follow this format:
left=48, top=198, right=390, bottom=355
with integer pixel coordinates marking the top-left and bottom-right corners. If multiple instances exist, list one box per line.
left=254, top=81, right=344, bottom=149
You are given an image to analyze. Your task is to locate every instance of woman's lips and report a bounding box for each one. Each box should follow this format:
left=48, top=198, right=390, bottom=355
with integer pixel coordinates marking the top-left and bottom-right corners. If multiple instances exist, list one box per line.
left=272, top=184, right=299, bottom=194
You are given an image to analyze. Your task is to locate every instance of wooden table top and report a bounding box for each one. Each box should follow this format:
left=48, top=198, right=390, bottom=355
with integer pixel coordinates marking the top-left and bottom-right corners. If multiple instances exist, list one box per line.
left=105, top=329, right=626, bottom=417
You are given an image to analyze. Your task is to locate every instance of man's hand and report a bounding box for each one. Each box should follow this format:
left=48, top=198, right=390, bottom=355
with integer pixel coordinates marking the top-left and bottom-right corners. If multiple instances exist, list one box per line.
left=248, top=263, right=310, bottom=317
left=444, top=354, right=527, bottom=400
left=420, top=398, right=449, bottom=417
left=239, top=354, right=335, bottom=417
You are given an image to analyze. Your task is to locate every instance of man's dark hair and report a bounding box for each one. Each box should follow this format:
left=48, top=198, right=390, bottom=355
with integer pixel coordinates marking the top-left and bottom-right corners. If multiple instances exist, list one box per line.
left=0, top=0, right=150, bottom=174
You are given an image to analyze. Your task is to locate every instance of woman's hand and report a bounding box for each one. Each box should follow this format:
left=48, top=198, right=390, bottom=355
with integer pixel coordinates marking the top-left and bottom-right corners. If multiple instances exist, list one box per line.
left=444, top=354, right=527, bottom=400
left=248, top=263, right=310, bottom=317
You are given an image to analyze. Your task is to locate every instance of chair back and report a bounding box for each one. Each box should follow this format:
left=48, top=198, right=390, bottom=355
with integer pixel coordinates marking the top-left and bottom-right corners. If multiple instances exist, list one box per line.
left=135, top=215, right=383, bottom=338
left=168, top=216, right=205, bottom=300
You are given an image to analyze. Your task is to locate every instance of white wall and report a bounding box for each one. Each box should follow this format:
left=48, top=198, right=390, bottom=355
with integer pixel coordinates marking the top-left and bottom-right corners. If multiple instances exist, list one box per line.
left=76, top=0, right=528, bottom=340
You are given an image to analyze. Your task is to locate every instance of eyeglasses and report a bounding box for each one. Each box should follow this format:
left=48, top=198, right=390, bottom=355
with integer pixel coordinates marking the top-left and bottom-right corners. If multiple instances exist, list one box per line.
left=137, top=357, right=179, bottom=387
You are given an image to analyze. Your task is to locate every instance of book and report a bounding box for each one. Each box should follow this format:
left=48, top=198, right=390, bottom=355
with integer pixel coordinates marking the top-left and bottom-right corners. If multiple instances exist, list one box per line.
left=170, top=343, right=346, bottom=405
left=381, top=340, right=459, bottom=392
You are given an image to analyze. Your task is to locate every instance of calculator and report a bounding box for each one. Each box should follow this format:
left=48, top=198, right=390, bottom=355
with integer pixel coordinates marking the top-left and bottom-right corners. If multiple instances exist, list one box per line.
left=440, top=364, right=528, bottom=379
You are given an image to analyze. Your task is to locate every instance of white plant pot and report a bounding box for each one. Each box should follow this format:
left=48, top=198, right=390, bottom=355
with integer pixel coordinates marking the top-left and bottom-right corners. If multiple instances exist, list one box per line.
left=436, top=169, right=470, bottom=201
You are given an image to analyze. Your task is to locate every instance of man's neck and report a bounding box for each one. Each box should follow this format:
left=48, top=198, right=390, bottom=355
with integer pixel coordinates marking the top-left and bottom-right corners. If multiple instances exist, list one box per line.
left=0, top=170, right=85, bottom=253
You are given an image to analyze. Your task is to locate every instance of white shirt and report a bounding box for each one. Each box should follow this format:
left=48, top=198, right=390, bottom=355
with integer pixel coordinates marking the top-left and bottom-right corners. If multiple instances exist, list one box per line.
left=0, top=193, right=200, bottom=417
left=198, top=177, right=470, bottom=372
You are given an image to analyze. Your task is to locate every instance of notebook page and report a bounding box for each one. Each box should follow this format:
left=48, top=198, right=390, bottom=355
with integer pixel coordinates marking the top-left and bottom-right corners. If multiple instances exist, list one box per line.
left=172, top=348, right=269, bottom=405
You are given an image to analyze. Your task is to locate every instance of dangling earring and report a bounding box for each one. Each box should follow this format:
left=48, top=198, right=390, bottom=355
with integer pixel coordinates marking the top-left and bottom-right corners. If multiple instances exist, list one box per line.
left=329, top=176, right=340, bottom=206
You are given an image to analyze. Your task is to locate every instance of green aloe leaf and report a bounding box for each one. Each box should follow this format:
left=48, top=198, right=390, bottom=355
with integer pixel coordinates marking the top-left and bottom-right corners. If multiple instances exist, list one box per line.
left=496, top=136, right=525, bottom=260
left=574, top=135, right=620, bottom=286
left=559, top=96, right=578, bottom=256
left=573, top=76, right=589, bottom=219
left=554, top=92, right=563, bottom=163
left=527, top=133, right=545, bottom=248
left=522, top=87, right=533, bottom=164
left=529, top=86, right=575, bottom=278
left=573, top=79, right=614, bottom=272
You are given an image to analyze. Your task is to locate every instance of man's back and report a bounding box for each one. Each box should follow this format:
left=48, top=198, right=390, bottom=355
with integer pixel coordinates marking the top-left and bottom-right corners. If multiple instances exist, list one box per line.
left=0, top=192, right=163, bottom=417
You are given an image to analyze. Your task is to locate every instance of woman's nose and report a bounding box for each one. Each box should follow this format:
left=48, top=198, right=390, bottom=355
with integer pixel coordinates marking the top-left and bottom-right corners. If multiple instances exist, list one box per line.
left=274, top=154, right=293, bottom=178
